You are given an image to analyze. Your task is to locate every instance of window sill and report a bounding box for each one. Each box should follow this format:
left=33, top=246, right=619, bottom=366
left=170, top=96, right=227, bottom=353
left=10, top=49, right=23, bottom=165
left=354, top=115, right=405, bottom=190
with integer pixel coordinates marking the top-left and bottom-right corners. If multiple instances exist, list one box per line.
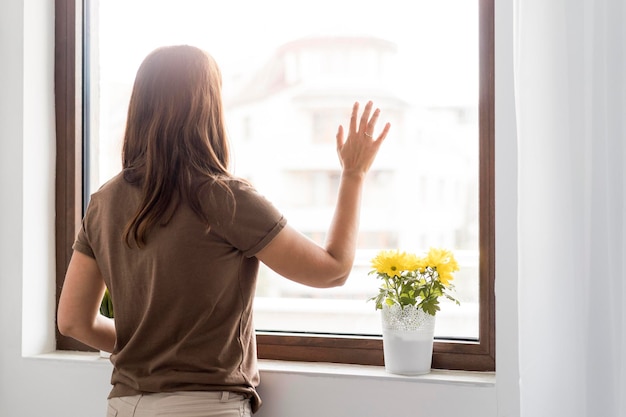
left=29, top=350, right=113, bottom=366
left=29, top=351, right=495, bottom=387
left=258, top=359, right=495, bottom=387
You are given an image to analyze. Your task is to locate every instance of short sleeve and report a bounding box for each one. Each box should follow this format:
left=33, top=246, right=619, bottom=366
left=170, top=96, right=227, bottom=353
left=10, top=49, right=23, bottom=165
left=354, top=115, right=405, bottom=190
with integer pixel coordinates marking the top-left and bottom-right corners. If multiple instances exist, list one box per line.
left=72, top=201, right=97, bottom=259
left=208, top=180, right=287, bottom=257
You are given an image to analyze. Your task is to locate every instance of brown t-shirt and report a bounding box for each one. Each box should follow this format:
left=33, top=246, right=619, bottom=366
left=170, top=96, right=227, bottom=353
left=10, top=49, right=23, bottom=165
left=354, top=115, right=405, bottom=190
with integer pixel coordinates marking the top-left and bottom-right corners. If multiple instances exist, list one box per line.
left=73, top=172, right=286, bottom=413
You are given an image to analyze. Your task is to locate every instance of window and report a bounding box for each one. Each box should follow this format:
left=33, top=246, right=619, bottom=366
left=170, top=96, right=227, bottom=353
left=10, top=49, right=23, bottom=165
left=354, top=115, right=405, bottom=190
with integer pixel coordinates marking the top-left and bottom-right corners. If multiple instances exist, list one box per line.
left=55, top=0, right=494, bottom=370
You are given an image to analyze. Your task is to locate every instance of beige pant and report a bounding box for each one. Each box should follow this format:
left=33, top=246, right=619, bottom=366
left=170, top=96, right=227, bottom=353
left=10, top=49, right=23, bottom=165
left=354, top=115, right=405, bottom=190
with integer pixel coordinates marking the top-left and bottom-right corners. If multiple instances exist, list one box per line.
left=106, top=391, right=251, bottom=417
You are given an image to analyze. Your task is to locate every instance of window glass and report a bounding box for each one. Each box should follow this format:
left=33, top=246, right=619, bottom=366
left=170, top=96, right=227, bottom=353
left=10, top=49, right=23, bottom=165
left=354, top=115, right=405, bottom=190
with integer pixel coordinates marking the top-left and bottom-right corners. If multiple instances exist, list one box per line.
left=88, top=0, right=479, bottom=340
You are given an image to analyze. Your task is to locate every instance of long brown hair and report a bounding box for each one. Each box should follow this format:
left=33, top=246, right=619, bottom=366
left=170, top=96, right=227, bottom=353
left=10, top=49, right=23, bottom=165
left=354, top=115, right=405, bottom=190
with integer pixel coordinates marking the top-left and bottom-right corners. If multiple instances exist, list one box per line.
left=122, top=45, right=232, bottom=247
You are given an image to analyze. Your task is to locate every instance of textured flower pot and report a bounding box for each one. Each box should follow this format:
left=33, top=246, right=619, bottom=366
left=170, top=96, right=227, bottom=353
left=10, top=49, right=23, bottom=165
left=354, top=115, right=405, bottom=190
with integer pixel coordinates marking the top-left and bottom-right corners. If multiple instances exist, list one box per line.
left=381, top=304, right=436, bottom=375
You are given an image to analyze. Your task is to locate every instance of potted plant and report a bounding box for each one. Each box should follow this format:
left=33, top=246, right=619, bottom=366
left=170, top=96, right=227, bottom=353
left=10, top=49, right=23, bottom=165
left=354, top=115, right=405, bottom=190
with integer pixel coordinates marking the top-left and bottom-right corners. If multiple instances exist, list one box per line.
left=369, top=247, right=460, bottom=375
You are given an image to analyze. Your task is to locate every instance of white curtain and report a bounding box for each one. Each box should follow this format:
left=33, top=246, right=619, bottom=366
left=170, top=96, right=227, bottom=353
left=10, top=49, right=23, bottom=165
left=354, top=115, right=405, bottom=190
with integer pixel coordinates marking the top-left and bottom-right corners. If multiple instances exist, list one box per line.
left=514, top=0, right=625, bottom=416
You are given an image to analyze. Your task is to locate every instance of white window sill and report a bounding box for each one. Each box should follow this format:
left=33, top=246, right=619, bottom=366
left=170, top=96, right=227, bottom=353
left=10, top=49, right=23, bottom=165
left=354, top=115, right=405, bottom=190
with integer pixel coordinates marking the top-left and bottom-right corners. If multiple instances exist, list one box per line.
left=30, top=350, right=113, bottom=366
left=258, top=359, right=494, bottom=387
left=29, top=351, right=495, bottom=388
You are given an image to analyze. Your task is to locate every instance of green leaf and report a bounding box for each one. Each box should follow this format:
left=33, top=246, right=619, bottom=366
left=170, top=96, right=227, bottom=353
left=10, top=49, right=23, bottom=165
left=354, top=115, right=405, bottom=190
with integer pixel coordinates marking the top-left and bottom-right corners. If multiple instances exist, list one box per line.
left=423, top=303, right=439, bottom=316
left=419, top=298, right=440, bottom=316
left=100, top=289, right=114, bottom=318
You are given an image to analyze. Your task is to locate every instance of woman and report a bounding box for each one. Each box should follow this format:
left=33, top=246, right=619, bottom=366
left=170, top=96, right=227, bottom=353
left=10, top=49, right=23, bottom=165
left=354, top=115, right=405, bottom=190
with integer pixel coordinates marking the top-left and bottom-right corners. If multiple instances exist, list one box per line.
left=58, top=44, right=390, bottom=416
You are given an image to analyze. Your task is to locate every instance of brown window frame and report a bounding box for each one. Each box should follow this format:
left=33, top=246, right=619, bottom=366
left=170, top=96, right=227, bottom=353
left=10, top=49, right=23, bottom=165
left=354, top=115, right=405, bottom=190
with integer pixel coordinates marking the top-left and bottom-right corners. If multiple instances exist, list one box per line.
left=55, top=0, right=495, bottom=371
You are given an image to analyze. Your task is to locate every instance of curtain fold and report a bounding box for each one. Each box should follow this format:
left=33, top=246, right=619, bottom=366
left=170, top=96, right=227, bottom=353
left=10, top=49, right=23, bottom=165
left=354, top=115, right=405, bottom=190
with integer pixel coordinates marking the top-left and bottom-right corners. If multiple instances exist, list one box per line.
left=514, top=0, right=625, bottom=416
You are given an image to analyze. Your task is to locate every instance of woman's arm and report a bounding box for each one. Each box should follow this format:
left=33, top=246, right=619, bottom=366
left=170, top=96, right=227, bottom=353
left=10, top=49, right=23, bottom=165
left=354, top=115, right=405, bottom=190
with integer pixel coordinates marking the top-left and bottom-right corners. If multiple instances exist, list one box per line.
left=256, top=101, right=390, bottom=288
left=57, top=251, right=116, bottom=352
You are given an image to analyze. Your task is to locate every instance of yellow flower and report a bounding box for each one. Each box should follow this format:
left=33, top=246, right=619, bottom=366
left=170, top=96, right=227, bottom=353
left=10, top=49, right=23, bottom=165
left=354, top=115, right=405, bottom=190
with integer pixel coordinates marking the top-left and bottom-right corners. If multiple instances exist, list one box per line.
left=371, top=249, right=412, bottom=277
left=368, top=247, right=461, bottom=314
left=404, top=252, right=426, bottom=272
left=424, top=247, right=459, bottom=286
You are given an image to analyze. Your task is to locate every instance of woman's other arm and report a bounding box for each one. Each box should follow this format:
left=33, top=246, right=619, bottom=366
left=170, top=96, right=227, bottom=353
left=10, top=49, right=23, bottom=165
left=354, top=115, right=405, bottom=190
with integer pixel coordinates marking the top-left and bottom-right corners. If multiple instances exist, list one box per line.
left=256, top=101, right=390, bottom=288
left=57, top=251, right=116, bottom=352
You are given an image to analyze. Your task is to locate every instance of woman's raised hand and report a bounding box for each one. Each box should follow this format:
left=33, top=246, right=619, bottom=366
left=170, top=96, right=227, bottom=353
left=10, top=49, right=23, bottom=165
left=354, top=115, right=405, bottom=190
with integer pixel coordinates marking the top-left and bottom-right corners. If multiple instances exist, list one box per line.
left=256, top=100, right=390, bottom=289
left=336, top=101, right=391, bottom=176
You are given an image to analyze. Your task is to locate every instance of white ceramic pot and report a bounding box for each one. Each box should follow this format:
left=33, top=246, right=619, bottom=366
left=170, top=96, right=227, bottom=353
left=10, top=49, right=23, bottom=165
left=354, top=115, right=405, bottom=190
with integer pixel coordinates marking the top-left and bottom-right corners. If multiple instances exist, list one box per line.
left=381, top=303, right=436, bottom=375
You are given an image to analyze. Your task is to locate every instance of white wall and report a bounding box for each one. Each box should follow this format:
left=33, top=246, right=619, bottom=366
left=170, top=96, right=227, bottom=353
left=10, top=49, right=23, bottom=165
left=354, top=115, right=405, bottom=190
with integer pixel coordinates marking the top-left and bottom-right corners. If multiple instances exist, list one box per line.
left=0, top=0, right=519, bottom=416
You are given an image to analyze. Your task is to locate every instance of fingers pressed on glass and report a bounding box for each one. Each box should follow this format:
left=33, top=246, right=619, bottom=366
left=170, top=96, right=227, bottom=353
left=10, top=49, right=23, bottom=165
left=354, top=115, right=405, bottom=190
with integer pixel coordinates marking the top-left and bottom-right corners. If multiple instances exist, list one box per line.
left=349, top=102, right=359, bottom=132
left=367, top=108, right=381, bottom=135
left=359, top=101, right=373, bottom=133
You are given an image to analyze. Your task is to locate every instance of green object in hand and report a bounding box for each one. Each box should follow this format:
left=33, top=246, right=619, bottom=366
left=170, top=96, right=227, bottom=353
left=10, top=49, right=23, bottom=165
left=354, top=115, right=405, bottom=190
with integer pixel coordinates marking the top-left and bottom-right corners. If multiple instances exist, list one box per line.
left=100, top=289, right=114, bottom=318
